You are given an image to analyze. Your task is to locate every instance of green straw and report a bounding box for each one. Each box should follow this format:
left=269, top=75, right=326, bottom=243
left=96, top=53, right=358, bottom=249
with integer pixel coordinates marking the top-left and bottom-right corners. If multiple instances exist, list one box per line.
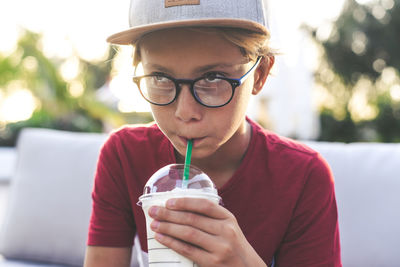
left=182, top=139, right=193, bottom=188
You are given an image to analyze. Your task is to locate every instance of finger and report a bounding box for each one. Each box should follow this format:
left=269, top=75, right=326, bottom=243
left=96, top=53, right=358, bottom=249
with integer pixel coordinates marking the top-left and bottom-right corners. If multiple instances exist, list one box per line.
left=153, top=232, right=213, bottom=266
left=165, top=197, right=229, bottom=219
left=148, top=206, right=222, bottom=235
left=153, top=222, right=237, bottom=267
left=151, top=219, right=217, bottom=253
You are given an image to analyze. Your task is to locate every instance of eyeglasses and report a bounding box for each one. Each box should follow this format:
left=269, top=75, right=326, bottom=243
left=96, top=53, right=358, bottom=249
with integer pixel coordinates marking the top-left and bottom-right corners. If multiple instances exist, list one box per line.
left=132, top=57, right=261, bottom=108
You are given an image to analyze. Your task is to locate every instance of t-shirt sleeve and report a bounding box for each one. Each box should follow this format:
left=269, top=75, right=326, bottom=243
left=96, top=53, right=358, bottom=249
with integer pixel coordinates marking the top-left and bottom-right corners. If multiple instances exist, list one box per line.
left=87, top=134, right=136, bottom=247
left=275, top=154, right=342, bottom=267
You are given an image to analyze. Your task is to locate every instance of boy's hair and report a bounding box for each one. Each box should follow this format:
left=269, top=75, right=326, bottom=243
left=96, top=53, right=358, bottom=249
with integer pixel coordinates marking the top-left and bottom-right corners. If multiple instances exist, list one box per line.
left=132, top=26, right=275, bottom=69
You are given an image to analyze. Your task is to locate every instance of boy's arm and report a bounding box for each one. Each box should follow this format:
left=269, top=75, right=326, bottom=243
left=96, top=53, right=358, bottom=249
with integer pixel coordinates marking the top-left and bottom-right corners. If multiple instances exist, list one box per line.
left=274, top=155, right=341, bottom=266
left=84, top=246, right=132, bottom=267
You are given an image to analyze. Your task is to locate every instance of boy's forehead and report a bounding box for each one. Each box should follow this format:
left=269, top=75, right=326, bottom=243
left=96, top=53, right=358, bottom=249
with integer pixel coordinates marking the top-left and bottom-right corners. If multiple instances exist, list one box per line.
left=140, top=57, right=251, bottom=79
left=139, top=28, right=244, bottom=59
left=137, top=28, right=251, bottom=76
left=142, top=61, right=249, bottom=72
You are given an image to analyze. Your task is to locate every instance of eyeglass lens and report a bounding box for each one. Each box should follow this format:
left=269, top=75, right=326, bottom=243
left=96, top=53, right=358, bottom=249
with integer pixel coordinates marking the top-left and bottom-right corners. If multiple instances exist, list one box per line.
left=138, top=76, right=233, bottom=107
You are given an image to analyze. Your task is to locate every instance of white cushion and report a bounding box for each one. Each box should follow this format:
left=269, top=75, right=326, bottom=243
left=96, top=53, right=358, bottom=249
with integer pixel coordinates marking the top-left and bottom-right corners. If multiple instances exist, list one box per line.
left=304, top=141, right=400, bottom=267
left=0, top=148, right=17, bottom=182
left=0, top=128, right=107, bottom=266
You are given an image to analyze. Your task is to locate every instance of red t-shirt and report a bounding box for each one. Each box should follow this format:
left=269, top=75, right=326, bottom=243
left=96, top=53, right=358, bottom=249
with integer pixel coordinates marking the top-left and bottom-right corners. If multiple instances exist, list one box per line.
left=88, top=118, right=341, bottom=266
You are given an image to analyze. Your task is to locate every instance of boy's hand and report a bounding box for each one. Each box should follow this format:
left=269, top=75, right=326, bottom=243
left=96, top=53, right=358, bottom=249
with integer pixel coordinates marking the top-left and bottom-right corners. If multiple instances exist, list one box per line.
left=148, top=198, right=267, bottom=267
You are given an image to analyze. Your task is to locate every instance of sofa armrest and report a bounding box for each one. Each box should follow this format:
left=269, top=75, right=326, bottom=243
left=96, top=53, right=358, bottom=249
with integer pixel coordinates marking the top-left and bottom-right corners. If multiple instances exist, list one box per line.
left=304, top=141, right=400, bottom=267
left=0, top=128, right=108, bottom=266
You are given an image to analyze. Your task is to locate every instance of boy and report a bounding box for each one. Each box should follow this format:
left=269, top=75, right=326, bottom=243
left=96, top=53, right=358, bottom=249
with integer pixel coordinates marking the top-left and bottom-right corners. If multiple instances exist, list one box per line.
left=85, top=1, right=341, bottom=266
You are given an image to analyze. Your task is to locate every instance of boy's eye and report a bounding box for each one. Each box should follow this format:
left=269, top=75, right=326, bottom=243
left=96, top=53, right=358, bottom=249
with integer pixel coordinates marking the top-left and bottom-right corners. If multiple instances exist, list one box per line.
left=155, top=76, right=168, bottom=82
left=204, top=72, right=224, bottom=82
left=150, top=73, right=170, bottom=83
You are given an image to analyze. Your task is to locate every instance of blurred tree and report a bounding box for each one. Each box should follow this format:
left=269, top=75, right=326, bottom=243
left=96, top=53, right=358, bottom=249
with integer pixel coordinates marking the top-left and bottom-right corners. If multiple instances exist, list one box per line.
left=0, top=29, right=150, bottom=146
left=307, top=0, right=400, bottom=142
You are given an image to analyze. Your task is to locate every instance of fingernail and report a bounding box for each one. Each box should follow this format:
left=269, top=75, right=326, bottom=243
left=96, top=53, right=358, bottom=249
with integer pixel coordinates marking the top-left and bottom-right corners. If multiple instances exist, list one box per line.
left=150, top=220, right=160, bottom=230
left=155, top=232, right=164, bottom=241
left=166, top=199, right=176, bottom=208
left=149, top=206, right=158, bottom=217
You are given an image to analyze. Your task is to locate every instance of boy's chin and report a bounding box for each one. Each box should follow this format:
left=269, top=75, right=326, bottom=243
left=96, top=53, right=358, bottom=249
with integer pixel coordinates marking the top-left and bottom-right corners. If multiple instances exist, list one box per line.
left=173, top=146, right=186, bottom=160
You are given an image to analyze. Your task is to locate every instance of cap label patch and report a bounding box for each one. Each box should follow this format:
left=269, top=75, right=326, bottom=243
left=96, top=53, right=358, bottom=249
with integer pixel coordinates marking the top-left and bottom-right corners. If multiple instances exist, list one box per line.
left=165, top=0, right=200, bottom=8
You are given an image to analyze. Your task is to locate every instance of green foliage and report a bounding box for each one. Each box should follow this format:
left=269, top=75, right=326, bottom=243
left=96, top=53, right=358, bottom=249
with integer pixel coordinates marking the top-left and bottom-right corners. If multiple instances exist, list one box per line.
left=373, top=93, right=400, bottom=142
left=319, top=93, right=400, bottom=142
left=0, top=29, right=135, bottom=146
left=0, top=109, right=103, bottom=146
left=319, top=110, right=358, bottom=142
left=322, top=0, right=400, bottom=84
left=308, top=0, right=400, bottom=142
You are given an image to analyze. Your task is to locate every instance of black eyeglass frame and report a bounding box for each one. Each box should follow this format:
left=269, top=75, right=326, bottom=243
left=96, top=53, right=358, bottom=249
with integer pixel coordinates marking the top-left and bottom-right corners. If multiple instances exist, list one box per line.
left=132, top=56, right=262, bottom=108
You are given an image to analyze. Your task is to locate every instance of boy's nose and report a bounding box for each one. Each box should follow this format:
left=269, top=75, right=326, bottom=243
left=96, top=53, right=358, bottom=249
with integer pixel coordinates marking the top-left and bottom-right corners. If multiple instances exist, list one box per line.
left=174, top=84, right=202, bottom=122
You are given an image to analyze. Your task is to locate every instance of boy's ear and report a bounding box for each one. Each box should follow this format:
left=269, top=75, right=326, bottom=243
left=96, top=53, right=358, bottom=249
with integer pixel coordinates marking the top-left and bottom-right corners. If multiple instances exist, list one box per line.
left=252, top=55, right=275, bottom=95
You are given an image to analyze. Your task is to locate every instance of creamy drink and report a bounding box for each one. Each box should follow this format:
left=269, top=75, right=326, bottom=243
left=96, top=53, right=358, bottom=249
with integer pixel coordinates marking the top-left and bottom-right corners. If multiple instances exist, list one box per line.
left=138, top=164, right=220, bottom=267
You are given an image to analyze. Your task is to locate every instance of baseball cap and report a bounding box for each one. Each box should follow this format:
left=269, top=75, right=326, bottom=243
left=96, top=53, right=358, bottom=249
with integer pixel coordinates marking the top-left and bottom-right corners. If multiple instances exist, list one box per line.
left=107, top=0, right=270, bottom=45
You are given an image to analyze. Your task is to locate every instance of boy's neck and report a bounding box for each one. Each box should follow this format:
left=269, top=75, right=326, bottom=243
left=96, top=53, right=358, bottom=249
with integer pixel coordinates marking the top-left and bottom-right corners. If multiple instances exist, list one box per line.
left=175, top=120, right=252, bottom=188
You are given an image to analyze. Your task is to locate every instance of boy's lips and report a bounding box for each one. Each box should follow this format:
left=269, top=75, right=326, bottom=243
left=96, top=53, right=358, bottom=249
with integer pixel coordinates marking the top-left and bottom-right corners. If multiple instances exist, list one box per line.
left=178, top=135, right=206, bottom=147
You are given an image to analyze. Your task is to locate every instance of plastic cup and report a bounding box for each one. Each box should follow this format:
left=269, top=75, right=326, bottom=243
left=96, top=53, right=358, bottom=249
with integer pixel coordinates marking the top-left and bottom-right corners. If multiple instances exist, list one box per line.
left=138, top=164, right=220, bottom=267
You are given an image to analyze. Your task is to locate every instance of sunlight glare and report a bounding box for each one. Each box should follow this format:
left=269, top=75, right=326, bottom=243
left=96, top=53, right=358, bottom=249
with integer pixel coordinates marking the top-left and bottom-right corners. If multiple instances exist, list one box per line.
left=0, top=1, right=20, bottom=56
left=390, top=85, right=400, bottom=102
left=381, top=67, right=398, bottom=85
left=316, top=22, right=334, bottom=42
left=381, top=0, right=395, bottom=10
left=22, top=56, right=39, bottom=72
left=109, top=74, right=149, bottom=113
left=68, top=81, right=85, bottom=98
left=0, top=89, right=38, bottom=123
left=109, top=46, right=150, bottom=113
left=355, top=0, right=375, bottom=5
left=348, top=78, right=378, bottom=121
left=60, top=57, right=80, bottom=81
left=0, top=25, right=19, bottom=56
left=41, top=32, right=74, bottom=59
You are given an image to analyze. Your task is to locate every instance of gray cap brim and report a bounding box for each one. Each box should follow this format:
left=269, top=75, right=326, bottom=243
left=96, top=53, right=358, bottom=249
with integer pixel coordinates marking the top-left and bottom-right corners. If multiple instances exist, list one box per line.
left=107, top=18, right=269, bottom=45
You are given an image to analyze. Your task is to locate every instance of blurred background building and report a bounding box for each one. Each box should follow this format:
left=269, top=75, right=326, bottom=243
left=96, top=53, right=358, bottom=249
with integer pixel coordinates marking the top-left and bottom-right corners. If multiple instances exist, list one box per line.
left=1, top=0, right=399, bottom=147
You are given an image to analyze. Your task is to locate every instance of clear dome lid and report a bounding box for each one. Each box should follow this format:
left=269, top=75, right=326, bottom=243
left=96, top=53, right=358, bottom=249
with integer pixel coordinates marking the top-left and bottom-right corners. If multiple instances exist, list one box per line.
left=142, top=164, right=218, bottom=195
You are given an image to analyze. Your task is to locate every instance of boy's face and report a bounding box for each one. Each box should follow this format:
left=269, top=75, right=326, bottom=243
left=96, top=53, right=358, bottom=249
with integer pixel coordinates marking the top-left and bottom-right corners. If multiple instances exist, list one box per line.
left=139, top=28, right=265, bottom=159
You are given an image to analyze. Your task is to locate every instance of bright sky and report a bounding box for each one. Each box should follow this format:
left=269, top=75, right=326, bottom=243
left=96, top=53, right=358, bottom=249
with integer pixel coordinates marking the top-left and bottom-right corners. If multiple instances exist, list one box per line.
left=0, top=0, right=130, bottom=60
left=0, top=0, right=349, bottom=121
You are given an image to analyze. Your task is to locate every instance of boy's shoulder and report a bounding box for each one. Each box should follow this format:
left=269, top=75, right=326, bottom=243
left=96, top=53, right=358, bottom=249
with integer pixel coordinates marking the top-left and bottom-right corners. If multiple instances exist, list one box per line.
left=249, top=118, right=318, bottom=158
left=111, top=121, right=162, bottom=138
left=100, top=122, right=173, bottom=163
left=248, top=119, right=333, bottom=187
left=105, top=122, right=166, bottom=148
left=265, top=130, right=318, bottom=157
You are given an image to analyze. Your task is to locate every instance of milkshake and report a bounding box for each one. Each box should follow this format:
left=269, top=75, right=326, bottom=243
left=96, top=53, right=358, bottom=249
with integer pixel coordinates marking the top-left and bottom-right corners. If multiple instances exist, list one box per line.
left=138, top=164, right=220, bottom=267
